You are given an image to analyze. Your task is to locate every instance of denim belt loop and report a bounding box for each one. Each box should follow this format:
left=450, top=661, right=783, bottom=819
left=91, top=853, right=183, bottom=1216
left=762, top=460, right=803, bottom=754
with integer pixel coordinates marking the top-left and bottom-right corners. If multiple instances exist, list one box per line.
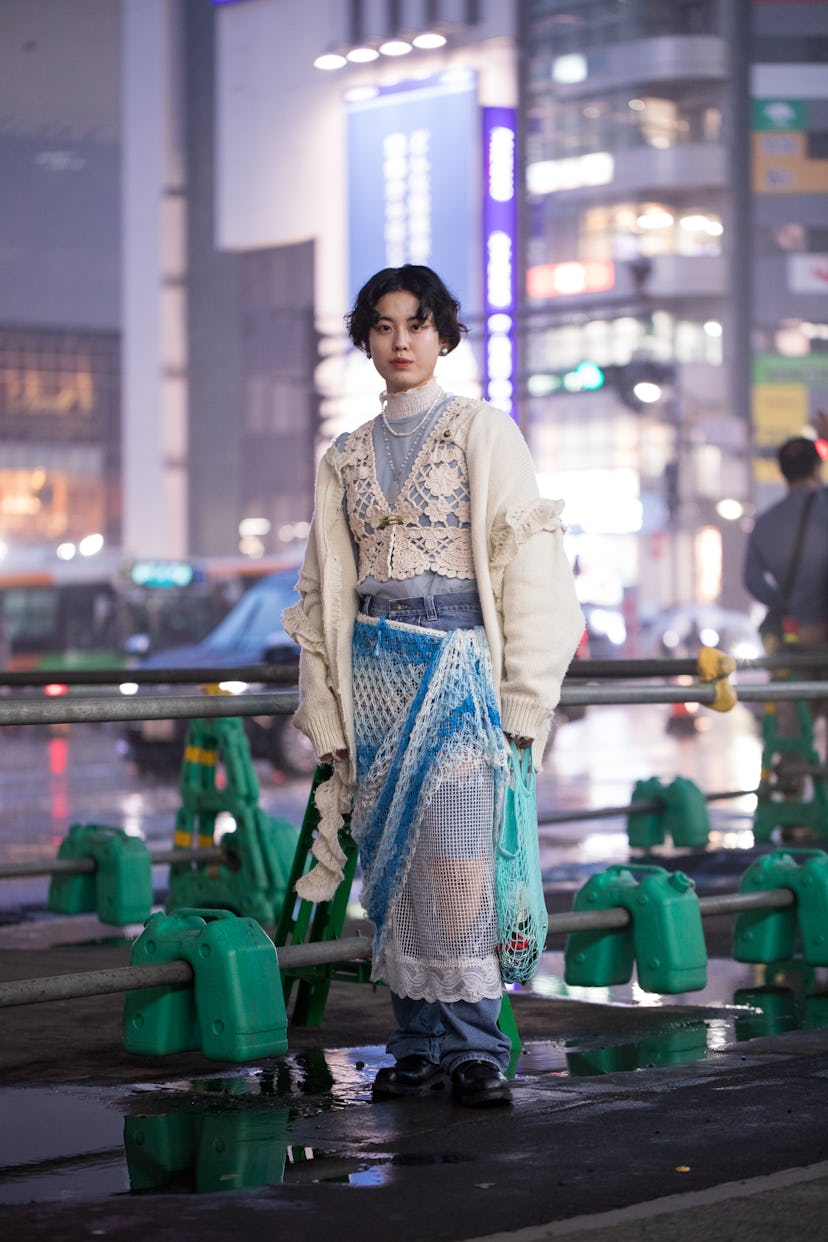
left=424, top=595, right=438, bottom=622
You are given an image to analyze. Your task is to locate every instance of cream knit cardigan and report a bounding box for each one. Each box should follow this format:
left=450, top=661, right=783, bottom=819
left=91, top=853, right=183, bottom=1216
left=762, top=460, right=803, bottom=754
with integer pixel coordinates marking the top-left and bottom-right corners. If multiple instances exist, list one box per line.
left=283, top=395, right=585, bottom=775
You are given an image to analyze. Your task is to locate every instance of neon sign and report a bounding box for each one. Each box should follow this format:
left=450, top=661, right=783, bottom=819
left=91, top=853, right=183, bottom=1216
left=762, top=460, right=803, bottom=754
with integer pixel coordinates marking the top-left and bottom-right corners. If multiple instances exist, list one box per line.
left=482, top=107, right=518, bottom=420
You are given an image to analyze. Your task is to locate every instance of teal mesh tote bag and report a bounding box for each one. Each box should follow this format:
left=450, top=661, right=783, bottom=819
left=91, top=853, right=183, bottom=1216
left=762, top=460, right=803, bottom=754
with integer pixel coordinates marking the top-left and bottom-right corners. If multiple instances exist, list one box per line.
left=494, top=742, right=548, bottom=984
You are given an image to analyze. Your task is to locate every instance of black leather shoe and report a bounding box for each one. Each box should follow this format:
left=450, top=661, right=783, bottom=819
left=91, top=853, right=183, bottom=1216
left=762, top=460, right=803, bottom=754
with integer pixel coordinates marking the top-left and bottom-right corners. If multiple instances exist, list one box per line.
left=372, top=1055, right=446, bottom=1098
left=451, top=1060, right=512, bottom=1108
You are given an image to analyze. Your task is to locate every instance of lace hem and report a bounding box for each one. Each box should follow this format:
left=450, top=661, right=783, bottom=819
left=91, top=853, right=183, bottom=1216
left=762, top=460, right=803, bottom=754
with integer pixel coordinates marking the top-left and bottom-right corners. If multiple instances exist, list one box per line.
left=374, top=952, right=503, bottom=1003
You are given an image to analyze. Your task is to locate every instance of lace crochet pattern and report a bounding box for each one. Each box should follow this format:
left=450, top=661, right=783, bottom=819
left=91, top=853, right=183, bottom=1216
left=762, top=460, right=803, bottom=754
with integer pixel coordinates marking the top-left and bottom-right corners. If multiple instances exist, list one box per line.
left=349, top=615, right=509, bottom=1003
left=341, top=404, right=476, bottom=582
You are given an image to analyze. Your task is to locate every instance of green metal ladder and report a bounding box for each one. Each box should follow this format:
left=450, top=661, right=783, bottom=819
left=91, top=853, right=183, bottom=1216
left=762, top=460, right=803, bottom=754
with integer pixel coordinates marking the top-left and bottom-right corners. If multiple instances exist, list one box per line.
left=753, top=669, right=828, bottom=842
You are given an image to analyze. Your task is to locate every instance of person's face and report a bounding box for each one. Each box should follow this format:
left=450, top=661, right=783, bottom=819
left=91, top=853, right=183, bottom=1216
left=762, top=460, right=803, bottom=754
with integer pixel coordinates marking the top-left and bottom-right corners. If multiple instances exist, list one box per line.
left=367, top=290, right=445, bottom=393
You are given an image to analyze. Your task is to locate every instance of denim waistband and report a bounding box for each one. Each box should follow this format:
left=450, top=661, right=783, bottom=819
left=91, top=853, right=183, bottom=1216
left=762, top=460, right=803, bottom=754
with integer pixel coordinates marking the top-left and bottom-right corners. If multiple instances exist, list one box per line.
left=359, top=591, right=481, bottom=619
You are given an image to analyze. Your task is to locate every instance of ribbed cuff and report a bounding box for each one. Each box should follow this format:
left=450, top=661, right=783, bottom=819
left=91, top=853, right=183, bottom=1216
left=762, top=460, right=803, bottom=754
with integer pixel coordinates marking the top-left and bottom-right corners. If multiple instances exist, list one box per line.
left=500, top=693, right=550, bottom=741
left=301, top=712, right=347, bottom=759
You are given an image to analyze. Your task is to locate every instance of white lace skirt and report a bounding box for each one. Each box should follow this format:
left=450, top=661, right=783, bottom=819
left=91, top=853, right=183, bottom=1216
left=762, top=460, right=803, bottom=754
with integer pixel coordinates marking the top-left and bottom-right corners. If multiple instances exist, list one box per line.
left=350, top=615, right=508, bottom=1004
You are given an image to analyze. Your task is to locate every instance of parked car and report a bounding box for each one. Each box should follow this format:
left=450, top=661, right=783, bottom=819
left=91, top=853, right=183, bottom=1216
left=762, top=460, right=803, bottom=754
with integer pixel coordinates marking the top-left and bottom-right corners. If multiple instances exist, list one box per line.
left=119, top=567, right=316, bottom=778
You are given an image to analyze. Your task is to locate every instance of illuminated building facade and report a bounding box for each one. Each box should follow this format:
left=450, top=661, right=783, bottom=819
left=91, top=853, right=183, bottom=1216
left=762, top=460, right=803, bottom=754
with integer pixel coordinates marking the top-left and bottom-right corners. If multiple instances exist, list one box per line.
left=518, top=0, right=828, bottom=626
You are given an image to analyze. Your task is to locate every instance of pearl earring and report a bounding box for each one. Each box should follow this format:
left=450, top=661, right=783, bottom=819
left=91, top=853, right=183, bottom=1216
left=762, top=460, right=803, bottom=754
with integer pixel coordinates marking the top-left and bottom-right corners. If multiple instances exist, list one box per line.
left=439, top=345, right=449, bottom=356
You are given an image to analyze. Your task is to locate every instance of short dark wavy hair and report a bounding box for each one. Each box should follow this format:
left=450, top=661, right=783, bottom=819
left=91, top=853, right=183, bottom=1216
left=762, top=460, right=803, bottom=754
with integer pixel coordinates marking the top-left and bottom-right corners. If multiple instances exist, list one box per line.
left=778, top=436, right=821, bottom=483
left=346, top=265, right=468, bottom=355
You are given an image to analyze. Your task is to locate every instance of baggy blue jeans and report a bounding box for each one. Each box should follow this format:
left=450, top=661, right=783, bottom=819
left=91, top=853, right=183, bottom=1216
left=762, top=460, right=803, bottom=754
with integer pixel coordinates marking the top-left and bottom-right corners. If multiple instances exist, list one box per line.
left=358, top=590, right=511, bottom=1075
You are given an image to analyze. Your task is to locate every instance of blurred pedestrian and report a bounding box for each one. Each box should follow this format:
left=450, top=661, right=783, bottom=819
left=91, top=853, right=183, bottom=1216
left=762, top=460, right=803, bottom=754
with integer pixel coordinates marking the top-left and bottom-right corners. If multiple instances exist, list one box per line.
left=744, top=423, right=828, bottom=650
left=284, top=264, right=583, bottom=1107
left=743, top=413, right=828, bottom=769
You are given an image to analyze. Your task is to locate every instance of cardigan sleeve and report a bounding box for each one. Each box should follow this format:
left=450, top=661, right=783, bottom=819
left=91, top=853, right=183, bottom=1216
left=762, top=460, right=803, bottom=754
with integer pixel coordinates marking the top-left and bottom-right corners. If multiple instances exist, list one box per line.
left=282, top=459, right=349, bottom=759
left=483, top=412, right=584, bottom=739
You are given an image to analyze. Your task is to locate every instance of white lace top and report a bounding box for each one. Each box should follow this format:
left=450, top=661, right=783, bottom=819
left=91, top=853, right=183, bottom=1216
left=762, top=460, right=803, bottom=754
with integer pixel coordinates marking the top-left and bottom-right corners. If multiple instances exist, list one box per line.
left=341, top=401, right=476, bottom=584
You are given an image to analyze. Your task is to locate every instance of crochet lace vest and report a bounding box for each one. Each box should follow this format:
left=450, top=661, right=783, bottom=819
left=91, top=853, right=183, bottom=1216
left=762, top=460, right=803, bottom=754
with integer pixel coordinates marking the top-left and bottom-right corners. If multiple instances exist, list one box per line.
left=341, top=403, right=475, bottom=582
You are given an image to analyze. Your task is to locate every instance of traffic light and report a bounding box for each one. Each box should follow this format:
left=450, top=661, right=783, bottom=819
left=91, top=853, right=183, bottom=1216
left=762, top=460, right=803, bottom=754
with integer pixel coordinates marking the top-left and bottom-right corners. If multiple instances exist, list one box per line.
left=609, top=361, right=675, bottom=411
left=528, top=361, right=606, bottom=396
left=527, top=359, right=674, bottom=408
left=562, top=361, right=605, bottom=392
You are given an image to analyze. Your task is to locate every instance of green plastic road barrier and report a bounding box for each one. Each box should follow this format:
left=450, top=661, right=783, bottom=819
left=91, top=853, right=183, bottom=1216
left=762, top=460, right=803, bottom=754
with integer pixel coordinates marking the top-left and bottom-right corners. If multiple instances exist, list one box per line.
left=565, top=864, right=708, bottom=994
left=47, top=824, right=153, bottom=925
left=733, top=849, right=828, bottom=966
left=167, top=717, right=298, bottom=927
left=123, top=908, right=288, bottom=1061
left=627, top=777, right=710, bottom=849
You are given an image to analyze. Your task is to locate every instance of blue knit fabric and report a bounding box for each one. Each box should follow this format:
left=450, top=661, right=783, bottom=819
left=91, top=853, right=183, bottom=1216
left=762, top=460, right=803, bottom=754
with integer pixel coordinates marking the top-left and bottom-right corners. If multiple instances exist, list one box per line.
left=349, top=617, right=508, bottom=966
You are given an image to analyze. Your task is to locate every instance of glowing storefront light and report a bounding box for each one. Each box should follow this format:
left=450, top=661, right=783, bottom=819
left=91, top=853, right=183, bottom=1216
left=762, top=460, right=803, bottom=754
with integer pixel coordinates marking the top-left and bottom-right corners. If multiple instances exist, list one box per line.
left=632, top=380, right=662, bottom=404
left=716, top=498, right=744, bottom=521
left=413, top=33, right=447, bottom=50
left=637, top=208, right=674, bottom=230
left=379, top=40, right=412, bottom=57
left=313, top=52, right=347, bottom=70
left=526, top=260, right=615, bottom=300
left=78, top=533, right=104, bottom=557
left=347, top=46, right=379, bottom=63
left=552, top=53, right=587, bottom=84
left=537, top=469, right=643, bottom=536
left=527, top=152, right=613, bottom=195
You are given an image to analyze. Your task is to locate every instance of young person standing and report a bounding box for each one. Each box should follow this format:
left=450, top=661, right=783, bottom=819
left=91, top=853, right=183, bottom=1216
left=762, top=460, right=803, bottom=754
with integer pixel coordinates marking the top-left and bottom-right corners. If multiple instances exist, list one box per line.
left=284, top=265, right=583, bottom=1107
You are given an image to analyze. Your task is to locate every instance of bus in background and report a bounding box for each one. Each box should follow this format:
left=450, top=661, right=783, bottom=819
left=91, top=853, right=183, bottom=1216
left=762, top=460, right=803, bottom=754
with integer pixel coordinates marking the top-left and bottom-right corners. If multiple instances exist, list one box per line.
left=0, top=550, right=301, bottom=675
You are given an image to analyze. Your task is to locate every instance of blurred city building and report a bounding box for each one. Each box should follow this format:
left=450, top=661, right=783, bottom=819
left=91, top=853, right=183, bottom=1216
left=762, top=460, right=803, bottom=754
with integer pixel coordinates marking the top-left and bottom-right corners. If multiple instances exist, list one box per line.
left=0, top=0, right=826, bottom=638
left=519, top=0, right=828, bottom=632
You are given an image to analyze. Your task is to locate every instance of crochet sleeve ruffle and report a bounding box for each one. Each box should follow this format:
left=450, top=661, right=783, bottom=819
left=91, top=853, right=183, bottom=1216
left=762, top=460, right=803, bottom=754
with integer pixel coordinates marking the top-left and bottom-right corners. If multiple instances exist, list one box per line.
left=294, top=767, right=352, bottom=902
left=282, top=596, right=325, bottom=656
left=489, top=497, right=565, bottom=599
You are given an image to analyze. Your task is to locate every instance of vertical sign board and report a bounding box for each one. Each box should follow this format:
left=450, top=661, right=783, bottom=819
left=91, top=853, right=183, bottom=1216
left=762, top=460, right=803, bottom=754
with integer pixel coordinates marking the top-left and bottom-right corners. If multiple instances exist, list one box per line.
left=482, top=106, right=518, bottom=421
left=346, top=71, right=478, bottom=320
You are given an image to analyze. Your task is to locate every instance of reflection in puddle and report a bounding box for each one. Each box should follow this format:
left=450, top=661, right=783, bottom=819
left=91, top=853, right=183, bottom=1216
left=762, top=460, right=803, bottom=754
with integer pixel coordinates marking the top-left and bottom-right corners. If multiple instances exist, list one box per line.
left=2, top=961, right=827, bottom=1204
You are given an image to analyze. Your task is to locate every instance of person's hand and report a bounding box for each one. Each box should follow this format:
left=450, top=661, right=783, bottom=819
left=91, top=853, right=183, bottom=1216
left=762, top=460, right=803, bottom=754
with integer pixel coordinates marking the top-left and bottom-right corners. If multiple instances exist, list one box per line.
left=505, top=733, right=533, bottom=749
left=320, top=748, right=349, bottom=764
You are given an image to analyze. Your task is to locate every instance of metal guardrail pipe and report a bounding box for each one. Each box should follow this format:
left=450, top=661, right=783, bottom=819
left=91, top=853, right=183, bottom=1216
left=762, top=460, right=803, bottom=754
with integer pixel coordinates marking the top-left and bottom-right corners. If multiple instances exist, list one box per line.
left=0, top=890, right=798, bottom=1009
left=3, top=649, right=826, bottom=690
left=1, top=679, right=827, bottom=728
left=565, top=651, right=828, bottom=679
left=0, top=935, right=374, bottom=1009
left=0, top=847, right=224, bottom=880
left=541, top=887, right=795, bottom=937
left=0, top=690, right=300, bottom=727
left=538, top=788, right=757, bottom=827
left=0, top=664, right=300, bottom=688
left=558, top=681, right=828, bottom=707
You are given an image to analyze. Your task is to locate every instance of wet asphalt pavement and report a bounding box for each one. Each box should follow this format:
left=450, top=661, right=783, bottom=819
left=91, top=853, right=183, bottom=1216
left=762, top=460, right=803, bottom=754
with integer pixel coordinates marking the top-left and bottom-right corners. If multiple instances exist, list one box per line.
left=1, top=919, right=827, bottom=1242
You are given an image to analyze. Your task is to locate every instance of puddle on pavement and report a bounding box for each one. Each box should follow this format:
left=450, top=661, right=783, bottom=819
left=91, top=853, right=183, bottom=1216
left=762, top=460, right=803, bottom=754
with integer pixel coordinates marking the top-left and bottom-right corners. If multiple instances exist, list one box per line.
left=2, top=959, right=827, bottom=1205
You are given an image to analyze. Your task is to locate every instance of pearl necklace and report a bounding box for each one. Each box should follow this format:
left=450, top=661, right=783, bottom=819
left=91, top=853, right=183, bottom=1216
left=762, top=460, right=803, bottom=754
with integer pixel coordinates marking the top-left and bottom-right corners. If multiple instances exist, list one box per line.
left=380, top=392, right=440, bottom=438
left=381, top=417, right=430, bottom=498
